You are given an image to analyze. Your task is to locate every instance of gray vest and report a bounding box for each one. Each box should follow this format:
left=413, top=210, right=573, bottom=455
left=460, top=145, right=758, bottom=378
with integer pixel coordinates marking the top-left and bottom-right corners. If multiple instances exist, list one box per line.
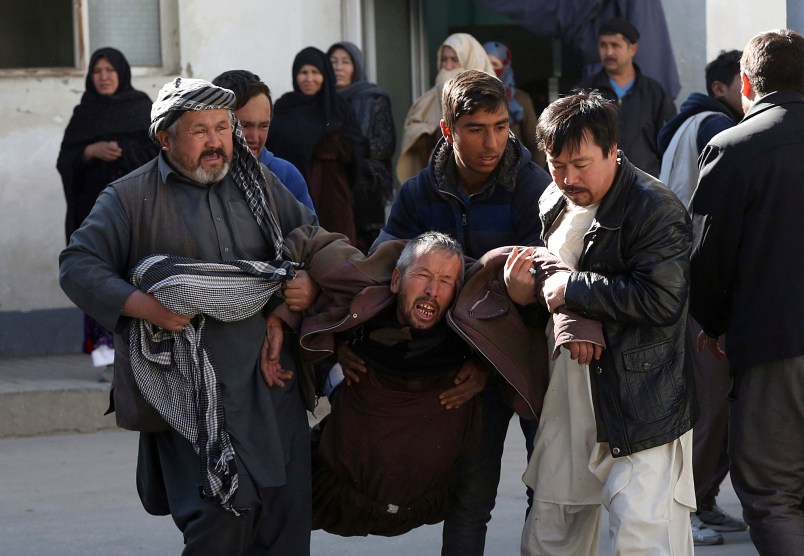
left=110, top=165, right=202, bottom=431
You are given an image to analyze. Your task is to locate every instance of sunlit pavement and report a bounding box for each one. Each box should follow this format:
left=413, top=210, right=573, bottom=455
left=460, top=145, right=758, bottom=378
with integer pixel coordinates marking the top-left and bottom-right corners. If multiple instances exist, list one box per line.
left=1, top=419, right=757, bottom=555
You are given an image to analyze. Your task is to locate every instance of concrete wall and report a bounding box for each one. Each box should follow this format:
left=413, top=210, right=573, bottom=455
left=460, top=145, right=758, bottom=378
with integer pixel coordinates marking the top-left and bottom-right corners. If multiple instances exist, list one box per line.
left=176, top=0, right=350, bottom=98
left=661, top=0, right=708, bottom=105
left=0, top=0, right=798, bottom=355
left=707, top=0, right=787, bottom=60
left=661, top=0, right=788, bottom=108
left=0, top=0, right=349, bottom=356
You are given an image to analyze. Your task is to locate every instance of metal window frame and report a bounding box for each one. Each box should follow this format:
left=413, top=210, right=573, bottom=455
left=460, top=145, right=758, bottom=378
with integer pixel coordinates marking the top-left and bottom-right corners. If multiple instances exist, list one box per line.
left=0, top=0, right=179, bottom=77
left=409, top=0, right=428, bottom=99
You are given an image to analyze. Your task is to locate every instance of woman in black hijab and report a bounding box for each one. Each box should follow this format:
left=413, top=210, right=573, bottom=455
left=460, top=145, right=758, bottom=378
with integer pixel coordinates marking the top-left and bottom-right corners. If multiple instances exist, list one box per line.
left=57, top=47, right=157, bottom=366
left=328, top=41, right=396, bottom=253
left=58, top=47, right=157, bottom=242
left=267, top=46, right=365, bottom=244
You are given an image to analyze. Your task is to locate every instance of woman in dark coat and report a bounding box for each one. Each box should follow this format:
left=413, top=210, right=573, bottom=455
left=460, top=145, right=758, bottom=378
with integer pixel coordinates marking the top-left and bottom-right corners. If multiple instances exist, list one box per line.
left=267, top=46, right=365, bottom=244
left=57, top=47, right=157, bottom=361
left=327, top=41, right=396, bottom=253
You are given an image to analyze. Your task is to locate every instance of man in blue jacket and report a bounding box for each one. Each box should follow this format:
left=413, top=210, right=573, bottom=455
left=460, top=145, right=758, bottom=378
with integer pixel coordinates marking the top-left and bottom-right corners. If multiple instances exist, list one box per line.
left=370, top=68, right=551, bottom=555
left=213, top=70, right=315, bottom=213
left=658, top=49, right=743, bottom=206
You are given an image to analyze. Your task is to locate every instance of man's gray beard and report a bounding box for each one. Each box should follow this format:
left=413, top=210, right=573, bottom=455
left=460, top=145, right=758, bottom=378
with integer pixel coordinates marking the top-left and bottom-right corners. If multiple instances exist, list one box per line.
left=188, top=162, right=230, bottom=184
left=166, top=151, right=230, bottom=184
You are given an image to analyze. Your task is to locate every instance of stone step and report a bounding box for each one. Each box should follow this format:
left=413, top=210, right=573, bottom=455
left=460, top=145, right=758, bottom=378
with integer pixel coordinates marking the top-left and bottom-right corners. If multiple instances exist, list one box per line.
left=0, top=354, right=116, bottom=437
left=0, top=354, right=330, bottom=437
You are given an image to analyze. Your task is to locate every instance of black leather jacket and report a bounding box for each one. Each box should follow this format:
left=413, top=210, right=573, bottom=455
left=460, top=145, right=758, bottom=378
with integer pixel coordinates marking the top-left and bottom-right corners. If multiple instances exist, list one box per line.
left=538, top=153, right=697, bottom=457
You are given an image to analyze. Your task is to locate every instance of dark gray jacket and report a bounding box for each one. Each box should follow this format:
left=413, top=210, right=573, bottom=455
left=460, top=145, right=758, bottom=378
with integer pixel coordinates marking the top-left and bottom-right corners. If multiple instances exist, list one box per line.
left=539, top=153, right=697, bottom=456
left=60, top=156, right=319, bottom=430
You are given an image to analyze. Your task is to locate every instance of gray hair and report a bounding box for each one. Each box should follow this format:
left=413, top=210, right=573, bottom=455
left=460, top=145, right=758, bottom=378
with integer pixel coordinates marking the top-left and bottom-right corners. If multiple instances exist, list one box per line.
left=396, top=231, right=464, bottom=281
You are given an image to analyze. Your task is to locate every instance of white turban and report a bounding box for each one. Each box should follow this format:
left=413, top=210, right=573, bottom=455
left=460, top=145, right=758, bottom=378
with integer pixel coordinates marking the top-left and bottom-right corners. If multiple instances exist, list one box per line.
left=149, top=77, right=236, bottom=140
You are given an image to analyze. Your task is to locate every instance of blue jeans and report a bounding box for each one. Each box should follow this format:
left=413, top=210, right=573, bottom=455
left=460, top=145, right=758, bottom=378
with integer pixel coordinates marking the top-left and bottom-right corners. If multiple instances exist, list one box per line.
left=441, top=379, right=537, bottom=555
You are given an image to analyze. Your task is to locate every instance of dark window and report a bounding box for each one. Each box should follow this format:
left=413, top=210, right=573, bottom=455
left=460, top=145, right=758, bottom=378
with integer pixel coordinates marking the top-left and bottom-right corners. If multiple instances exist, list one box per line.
left=0, top=0, right=75, bottom=69
left=0, top=0, right=163, bottom=70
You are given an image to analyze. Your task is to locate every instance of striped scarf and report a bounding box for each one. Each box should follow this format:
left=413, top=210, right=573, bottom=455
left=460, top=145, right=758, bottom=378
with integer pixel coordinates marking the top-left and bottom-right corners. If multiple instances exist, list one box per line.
left=129, top=255, right=296, bottom=513
left=149, top=77, right=287, bottom=260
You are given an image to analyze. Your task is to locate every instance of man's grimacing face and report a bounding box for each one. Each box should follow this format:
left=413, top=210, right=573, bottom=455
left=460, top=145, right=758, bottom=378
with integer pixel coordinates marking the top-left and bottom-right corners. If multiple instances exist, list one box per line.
left=390, top=249, right=463, bottom=330
left=157, top=109, right=234, bottom=185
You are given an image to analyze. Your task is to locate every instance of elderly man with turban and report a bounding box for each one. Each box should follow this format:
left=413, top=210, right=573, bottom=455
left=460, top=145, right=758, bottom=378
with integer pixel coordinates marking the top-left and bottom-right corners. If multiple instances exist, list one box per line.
left=59, top=77, right=318, bottom=555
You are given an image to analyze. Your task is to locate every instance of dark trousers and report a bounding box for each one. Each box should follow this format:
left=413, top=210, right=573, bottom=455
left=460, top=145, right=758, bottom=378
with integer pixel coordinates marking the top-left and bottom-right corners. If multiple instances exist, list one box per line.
left=729, top=355, right=804, bottom=555
left=687, top=316, right=731, bottom=505
left=441, top=379, right=537, bottom=556
left=137, top=426, right=311, bottom=556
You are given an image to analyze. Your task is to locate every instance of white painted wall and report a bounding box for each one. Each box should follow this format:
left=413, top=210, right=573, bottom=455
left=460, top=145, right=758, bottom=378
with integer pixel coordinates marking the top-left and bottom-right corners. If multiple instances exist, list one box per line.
left=661, top=0, right=788, bottom=109
left=0, top=0, right=346, bottom=314
left=707, top=0, right=787, bottom=59
left=177, top=0, right=348, bottom=99
left=661, top=0, right=708, bottom=106
left=0, top=0, right=795, bottom=318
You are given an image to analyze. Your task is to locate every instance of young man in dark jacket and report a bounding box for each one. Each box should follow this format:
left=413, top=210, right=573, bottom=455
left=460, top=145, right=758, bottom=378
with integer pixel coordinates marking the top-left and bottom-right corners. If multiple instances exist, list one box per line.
left=690, top=29, right=804, bottom=556
left=657, top=49, right=748, bottom=547
left=658, top=49, right=744, bottom=206
left=518, top=90, right=696, bottom=555
left=370, top=69, right=551, bottom=555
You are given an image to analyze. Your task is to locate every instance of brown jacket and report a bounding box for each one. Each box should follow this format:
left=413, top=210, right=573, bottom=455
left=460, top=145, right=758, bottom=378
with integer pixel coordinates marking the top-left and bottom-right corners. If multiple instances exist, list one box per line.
left=284, top=226, right=604, bottom=419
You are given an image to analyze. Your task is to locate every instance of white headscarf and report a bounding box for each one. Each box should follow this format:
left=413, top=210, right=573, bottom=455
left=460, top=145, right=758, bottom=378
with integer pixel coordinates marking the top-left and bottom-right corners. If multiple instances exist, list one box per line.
left=396, top=34, right=496, bottom=183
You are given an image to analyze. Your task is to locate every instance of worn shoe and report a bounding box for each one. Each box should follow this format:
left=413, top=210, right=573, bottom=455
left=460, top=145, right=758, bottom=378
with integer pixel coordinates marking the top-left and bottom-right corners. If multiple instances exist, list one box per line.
left=691, top=513, right=724, bottom=546
left=698, top=504, right=748, bottom=532
left=97, top=364, right=114, bottom=383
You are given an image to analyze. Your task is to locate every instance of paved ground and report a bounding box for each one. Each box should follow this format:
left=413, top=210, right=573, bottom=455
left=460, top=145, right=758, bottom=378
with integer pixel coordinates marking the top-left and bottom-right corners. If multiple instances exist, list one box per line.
left=1, top=425, right=757, bottom=555
left=0, top=353, right=759, bottom=554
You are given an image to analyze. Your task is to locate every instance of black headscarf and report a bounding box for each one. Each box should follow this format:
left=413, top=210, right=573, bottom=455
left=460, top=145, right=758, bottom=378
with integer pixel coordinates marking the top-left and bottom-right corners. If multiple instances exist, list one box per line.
left=326, top=41, right=396, bottom=221
left=327, top=41, right=393, bottom=134
left=57, top=47, right=157, bottom=241
left=266, top=46, right=364, bottom=178
left=327, top=41, right=377, bottom=101
left=61, top=48, right=154, bottom=146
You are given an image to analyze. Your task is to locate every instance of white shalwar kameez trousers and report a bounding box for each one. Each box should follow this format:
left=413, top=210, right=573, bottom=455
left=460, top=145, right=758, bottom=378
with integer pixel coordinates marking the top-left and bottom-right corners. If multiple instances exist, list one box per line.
left=520, top=200, right=695, bottom=556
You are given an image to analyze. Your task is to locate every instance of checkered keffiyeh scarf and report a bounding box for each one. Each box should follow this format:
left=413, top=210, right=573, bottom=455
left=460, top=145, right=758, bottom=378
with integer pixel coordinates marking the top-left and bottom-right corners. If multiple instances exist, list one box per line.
left=149, top=77, right=287, bottom=260
left=128, top=254, right=296, bottom=513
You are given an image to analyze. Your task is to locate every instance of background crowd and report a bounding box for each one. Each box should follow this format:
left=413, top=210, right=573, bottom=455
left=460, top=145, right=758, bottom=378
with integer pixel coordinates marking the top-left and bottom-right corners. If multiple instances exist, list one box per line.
left=57, top=20, right=804, bottom=556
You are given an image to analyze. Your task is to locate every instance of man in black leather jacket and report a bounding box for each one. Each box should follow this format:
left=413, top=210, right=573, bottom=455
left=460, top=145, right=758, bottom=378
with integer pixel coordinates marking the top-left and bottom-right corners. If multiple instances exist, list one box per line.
left=516, top=90, right=697, bottom=555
